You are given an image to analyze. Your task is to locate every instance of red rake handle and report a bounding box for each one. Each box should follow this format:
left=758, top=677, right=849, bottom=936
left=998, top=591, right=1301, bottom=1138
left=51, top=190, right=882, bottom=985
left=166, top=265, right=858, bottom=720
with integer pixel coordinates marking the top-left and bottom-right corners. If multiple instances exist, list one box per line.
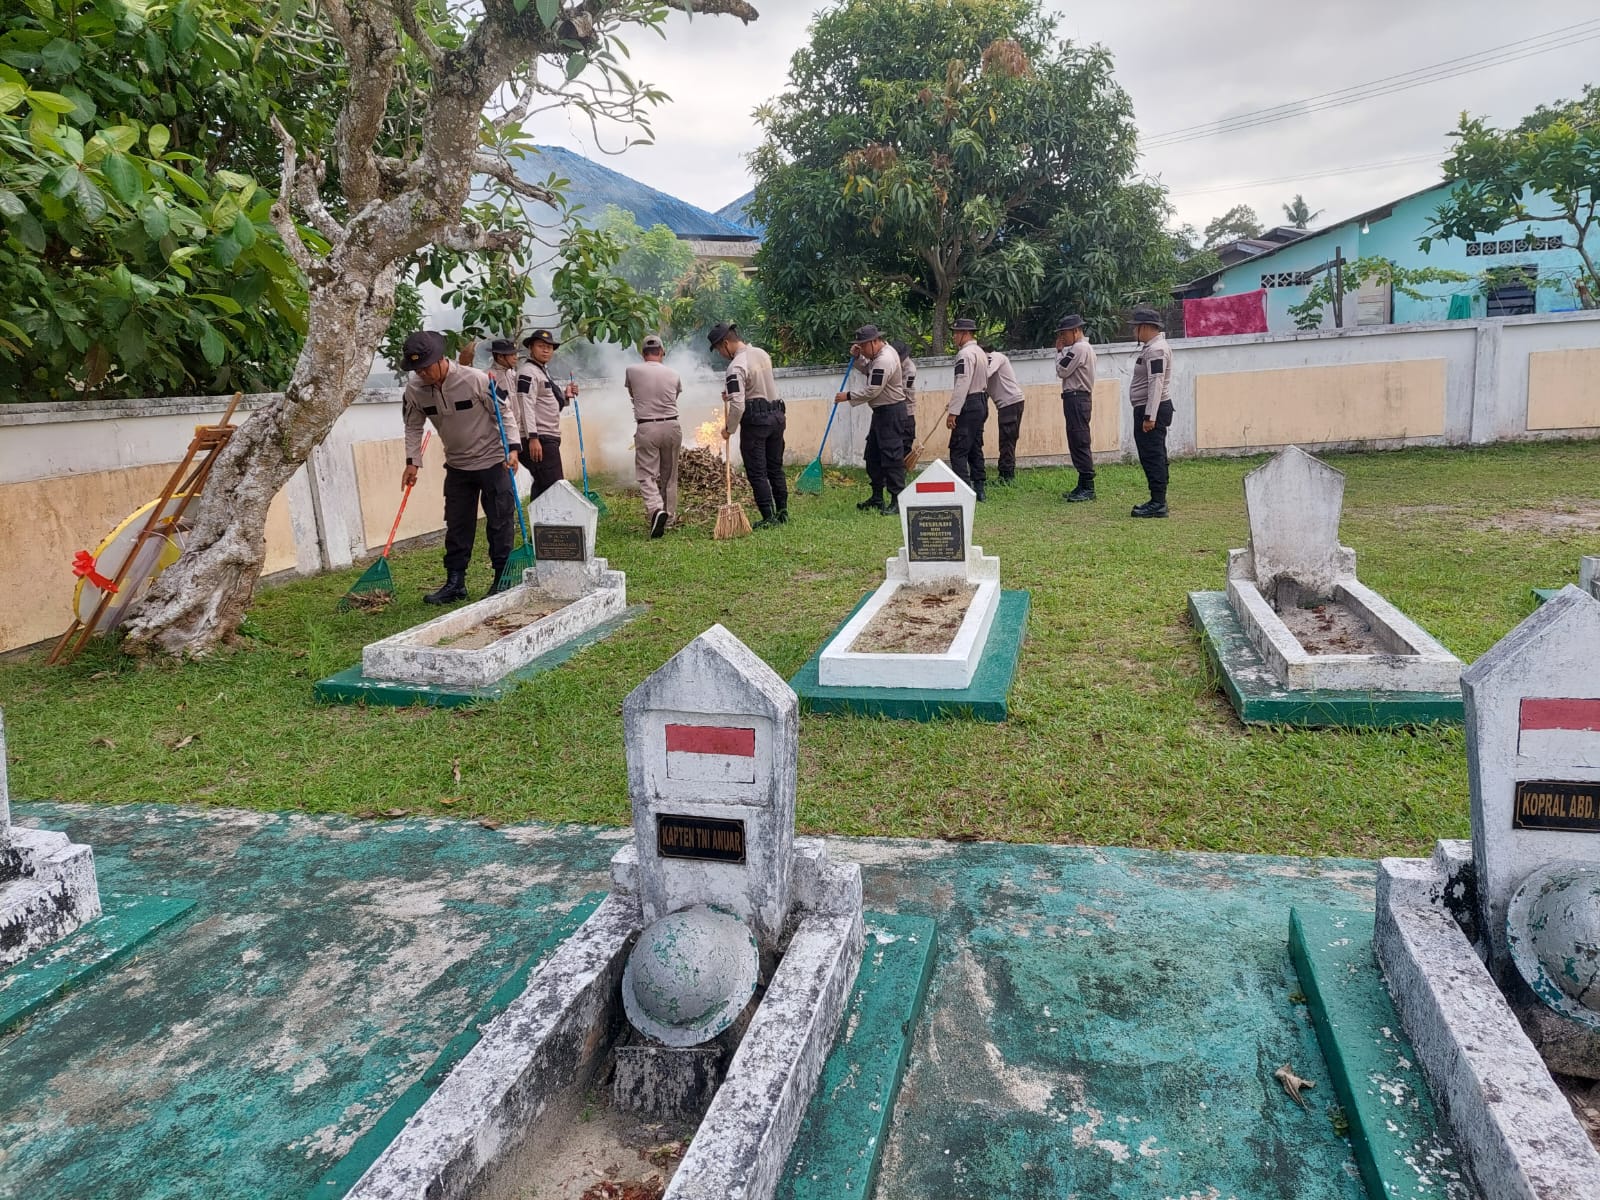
left=384, top=430, right=431, bottom=559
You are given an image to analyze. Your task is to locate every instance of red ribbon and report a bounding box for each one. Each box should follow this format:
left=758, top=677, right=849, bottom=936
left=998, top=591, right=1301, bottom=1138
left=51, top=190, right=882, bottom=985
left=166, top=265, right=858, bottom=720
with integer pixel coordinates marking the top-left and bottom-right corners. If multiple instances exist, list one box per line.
left=72, top=550, right=118, bottom=593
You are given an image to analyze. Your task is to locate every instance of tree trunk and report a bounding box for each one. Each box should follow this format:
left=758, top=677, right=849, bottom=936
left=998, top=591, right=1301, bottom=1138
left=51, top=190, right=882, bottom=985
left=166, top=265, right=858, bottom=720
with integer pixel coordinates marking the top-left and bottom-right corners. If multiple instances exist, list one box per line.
left=120, top=267, right=399, bottom=656
left=931, top=287, right=951, bottom=356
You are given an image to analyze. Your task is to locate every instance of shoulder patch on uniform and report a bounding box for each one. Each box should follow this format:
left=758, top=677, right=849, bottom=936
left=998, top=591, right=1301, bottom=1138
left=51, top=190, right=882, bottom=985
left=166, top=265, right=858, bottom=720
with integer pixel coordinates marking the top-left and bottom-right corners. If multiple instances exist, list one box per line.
left=725, top=373, right=741, bottom=393
left=954, top=360, right=966, bottom=377
left=870, top=368, right=885, bottom=386
left=517, top=376, right=532, bottom=394
left=1150, top=359, right=1164, bottom=375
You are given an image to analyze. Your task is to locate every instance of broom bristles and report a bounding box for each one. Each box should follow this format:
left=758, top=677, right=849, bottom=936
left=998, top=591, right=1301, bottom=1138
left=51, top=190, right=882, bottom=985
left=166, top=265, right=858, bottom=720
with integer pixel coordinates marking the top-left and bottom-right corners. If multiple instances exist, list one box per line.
left=714, top=502, right=752, bottom=540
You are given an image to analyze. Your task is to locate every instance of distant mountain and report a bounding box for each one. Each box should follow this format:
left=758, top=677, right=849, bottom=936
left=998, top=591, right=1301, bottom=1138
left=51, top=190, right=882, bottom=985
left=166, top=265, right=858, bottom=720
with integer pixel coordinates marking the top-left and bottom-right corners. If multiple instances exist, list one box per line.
left=715, top=190, right=762, bottom=237
left=514, top=146, right=758, bottom=240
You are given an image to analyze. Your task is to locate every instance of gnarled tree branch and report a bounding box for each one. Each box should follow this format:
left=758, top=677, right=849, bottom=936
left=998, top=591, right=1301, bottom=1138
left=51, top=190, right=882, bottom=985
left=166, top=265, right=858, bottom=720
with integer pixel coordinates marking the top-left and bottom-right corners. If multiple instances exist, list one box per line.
left=473, top=153, right=557, bottom=205
left=267, top=115, right=321, bottom=277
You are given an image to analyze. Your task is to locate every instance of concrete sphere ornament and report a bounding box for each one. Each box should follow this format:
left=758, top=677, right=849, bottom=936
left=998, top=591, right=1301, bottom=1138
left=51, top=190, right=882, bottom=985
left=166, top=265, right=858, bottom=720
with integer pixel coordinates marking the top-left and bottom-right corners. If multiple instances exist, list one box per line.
left=622, top=904, right=760, bottom=1047
left=1507, top=863, right=1600, bottom=1031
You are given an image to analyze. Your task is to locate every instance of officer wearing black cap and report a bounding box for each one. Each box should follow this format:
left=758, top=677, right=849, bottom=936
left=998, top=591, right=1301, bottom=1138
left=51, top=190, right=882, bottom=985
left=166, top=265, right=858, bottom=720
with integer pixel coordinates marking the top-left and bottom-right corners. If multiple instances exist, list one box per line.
left=399, top=331, right=520, bottom=604
left=1128, top=305, right=1174, bottom=518
left=516, top=328, right=575, bottom=501
left=1054, top=315, right=1098, bottom=502
left=946, top=317, right=989, bottom=498
left=834, top=324, right=909, bottom=513
left=709, top=321, right=787, bottom=528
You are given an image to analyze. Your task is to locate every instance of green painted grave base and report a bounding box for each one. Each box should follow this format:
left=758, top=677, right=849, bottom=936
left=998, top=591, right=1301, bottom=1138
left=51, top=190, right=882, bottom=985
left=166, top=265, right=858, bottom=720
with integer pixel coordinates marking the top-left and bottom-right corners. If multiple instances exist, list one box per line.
left=313, top=606, right=644, bottom=707
left=790, top=590, right=1029, bottom=722
left=0, top=893, right=196, bottom=1035
left=1533, top=587, right=1560, bottom=606
left=1189, top=591, right=1463, bottom=728
left=310, top=895, right=604, bottom=1199
left=1290, top=906, right=1464, bottom=1200
left=780, top=913, right=937, bottom=1200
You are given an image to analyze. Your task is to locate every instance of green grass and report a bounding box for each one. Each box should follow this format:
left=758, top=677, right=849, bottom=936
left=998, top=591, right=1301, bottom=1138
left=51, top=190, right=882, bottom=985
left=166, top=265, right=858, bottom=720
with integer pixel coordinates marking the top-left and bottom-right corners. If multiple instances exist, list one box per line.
left=4, top=440, right=1597, bottom=858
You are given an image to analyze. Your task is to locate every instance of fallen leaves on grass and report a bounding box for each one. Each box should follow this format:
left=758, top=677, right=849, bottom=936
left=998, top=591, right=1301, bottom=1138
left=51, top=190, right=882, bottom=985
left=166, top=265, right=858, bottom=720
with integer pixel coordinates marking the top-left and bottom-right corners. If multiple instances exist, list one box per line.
left=644, top=1141, right=685, bottom=1169
left=451, top=757, right=462, bottom=786
left=168, top=733, right=197, bottom=751
left=478, top=818, right=503, bottom=830
left=90, top=736, right=115, bottom=749
left=580, top=1178, right=664, bottom=1200
left=438, top=797, right=460, bottom=807
left=382, top=807, right=408, bottom=819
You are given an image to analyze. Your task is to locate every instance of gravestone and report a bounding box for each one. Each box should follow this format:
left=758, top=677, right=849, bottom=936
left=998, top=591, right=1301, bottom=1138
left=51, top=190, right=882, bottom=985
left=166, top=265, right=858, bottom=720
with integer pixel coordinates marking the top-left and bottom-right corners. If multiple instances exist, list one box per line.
left=1462, top=586, right=1600, bottom=966
left=622, top=623, right=797, bottom=953
left=1582, top=556, right=1598, bottom=600
left=529, top=480, right=600, bottom=600
left=897, top=459, right=980, bottom=584
left=0, top=707, right=102, bottom=966
left=1237, top=445, right=1355, bottom=598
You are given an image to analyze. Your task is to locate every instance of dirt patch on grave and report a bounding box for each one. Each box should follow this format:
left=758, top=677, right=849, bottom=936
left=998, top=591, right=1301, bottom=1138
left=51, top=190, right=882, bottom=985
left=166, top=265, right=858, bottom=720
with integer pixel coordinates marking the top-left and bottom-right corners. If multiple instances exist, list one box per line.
left=419, top=594, right=566, bottom=651
left=1275, top=598, right=1385, bottom=656
left=849, top=583, right=977, bottom=655
left=1556, top=1073, right=1600, bottom=1154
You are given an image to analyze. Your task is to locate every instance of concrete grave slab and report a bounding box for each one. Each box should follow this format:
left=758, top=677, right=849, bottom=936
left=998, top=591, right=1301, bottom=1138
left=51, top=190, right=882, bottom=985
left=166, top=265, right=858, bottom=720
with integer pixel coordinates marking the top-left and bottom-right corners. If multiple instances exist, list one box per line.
left=528, top=479, right=603, bottom=599
left=1582, top=555, right=1598, bottom=600
left=1462, top=585, right=1600, bottom=965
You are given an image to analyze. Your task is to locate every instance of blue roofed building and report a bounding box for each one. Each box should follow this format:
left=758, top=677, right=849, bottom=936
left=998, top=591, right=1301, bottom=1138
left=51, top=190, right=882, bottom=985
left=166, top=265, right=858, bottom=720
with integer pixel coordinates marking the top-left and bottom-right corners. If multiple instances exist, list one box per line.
left=1186, top=181, right=1592, bottom=333
left=715, top=190, right=763, bottom=238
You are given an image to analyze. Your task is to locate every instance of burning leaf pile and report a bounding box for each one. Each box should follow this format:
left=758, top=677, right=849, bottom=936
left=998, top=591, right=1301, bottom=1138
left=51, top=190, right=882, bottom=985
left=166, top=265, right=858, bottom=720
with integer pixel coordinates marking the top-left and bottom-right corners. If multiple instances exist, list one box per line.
left=677, top=444, right=753, bottom=528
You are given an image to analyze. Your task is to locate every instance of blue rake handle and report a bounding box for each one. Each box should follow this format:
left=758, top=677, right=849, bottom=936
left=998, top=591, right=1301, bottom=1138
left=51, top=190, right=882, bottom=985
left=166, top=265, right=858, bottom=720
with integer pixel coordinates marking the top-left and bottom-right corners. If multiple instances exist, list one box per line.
left=488, top=380, right=533, bottom=549
left=811, top=361, right=854, bottom=465
left=571, top=389, right=596, bottom=497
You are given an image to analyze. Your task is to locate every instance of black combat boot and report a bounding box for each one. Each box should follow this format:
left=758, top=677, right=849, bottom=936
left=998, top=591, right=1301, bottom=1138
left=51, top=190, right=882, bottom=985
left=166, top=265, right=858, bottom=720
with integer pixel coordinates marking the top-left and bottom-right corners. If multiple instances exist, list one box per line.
left=1130, top=499, right=1168, bottom=518
left=974, top=481, right=987, bottom=502
left=857, top=492, right=885, bottom=513
left=425, top=570, right=468, bottom=604
left=882, top=492, right=901, bottom=516
left=1064, top=474, right=1096, bottom=503
left=752, top=505, right=780, bottom=531
left=484, top=563, right=511, bottom=598
left=775, top=508, right=789, bottom=524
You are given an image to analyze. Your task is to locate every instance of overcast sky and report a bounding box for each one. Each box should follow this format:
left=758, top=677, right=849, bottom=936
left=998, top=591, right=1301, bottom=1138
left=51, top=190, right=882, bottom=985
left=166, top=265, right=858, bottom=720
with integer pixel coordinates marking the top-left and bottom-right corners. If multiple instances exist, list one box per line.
left=527, top=3, right=1597, bottom=237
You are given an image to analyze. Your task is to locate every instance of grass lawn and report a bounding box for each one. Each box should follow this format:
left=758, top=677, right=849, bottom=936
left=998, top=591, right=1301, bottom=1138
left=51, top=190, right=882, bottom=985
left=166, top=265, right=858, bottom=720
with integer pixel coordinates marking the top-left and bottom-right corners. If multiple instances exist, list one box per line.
left=3, top=440, right=1597, bottom=859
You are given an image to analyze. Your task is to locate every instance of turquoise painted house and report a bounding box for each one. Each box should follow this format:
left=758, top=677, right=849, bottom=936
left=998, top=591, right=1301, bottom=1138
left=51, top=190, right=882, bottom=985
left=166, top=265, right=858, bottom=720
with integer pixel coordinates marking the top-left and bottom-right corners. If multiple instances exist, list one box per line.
left=1189, top=181, right=1590, bottom=333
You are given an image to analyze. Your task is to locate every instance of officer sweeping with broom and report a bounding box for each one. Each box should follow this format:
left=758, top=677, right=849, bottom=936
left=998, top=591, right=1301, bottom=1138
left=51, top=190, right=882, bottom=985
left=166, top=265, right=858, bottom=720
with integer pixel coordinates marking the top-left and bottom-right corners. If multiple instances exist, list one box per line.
left=834, top=324, right=909, bottom=515
left=399, top=331, right=521, bottom=604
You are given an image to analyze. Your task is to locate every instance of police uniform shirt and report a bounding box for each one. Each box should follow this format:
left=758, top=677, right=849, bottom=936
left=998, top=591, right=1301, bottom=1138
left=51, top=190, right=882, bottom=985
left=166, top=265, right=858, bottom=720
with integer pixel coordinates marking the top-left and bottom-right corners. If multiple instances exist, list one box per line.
left=986, top=352, right=1024, bottom=409
left=403, top=363, right=519, bottom=471
left=722, top=343, right=778, bottom=436
left=1129, top=333, right=1173, bottom=422
left=848, top=345, right=906, bottom=408
left=949, top=341, right=990, bottom=415
left=1055, top=339, right=1098, bottom=396
left=624, top=361, right=683, bottom=422
left=516, top=359, right=565, bottom=438
left=487, top=362, right=516, bottom=403
left=902, top=356, right=917, bottom=396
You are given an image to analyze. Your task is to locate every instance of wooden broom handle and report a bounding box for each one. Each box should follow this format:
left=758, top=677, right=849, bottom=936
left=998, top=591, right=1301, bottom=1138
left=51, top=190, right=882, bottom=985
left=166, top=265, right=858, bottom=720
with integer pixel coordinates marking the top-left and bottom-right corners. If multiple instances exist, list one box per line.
left=724, top=402, right=734, bottom=504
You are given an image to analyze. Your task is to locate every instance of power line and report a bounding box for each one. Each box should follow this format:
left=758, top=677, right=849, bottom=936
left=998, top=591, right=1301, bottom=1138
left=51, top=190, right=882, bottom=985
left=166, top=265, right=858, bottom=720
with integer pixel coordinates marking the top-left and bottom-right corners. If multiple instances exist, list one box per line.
left=1144, top=21, right=1600, bottom=150
left=1167, top=152, right=1444, bottom=198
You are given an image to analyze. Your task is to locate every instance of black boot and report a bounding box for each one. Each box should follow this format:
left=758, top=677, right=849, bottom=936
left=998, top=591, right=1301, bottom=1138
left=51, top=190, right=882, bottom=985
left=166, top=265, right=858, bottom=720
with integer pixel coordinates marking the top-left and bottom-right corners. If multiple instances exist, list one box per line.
left=882, top=493, right=900, bottom=515
left=974, top=481, right=987, bottom=502
left=425, top=570, right=468, bottom=604
left=484, top=563, right=512, bottom=598
left=857, top=492, right=885, bottom=513
left=1130, top=499, right=1168, bottom=518
left=752, top=506, right=780, bottom=531
left=1064, top=474, right=1096, bottom=502
left=775, top=508, right=789, bottom=524
left=650, top=510, right=668, bottom=539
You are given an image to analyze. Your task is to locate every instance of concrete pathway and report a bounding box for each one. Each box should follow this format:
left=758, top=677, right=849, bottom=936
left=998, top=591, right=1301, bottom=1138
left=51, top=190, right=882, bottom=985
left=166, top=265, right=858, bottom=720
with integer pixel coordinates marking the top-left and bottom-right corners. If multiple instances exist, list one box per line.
left=1, top=804, right=1377, bottom=1199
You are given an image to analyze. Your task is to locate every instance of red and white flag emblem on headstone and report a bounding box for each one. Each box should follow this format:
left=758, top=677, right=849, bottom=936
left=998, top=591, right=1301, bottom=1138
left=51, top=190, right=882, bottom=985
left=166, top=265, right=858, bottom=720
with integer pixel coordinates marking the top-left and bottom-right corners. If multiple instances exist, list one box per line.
left=1519, top=699, right=1600, bottom=767
left=665, top=723, right=757, bottom=783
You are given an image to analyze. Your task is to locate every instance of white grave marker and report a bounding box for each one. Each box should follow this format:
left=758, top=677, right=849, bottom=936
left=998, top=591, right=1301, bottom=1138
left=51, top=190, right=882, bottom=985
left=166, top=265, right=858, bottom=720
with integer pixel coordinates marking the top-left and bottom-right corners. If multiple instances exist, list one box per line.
left=1237, top=445, right=1355, bottom=596
left=1581, top=556, right=1598, bottom=600
left=622, top=624, right=797, bottom=951
left=1463, top=586, right=1600, bottom=963
left=895, top=459, right=994, bottom=585
left=529, top=480, right=601, bottom=599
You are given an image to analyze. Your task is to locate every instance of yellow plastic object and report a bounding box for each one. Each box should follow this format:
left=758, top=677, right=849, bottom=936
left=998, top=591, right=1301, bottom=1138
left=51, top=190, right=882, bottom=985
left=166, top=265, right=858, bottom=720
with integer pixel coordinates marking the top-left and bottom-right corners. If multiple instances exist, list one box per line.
left=73, top=494, right=193, bottom=635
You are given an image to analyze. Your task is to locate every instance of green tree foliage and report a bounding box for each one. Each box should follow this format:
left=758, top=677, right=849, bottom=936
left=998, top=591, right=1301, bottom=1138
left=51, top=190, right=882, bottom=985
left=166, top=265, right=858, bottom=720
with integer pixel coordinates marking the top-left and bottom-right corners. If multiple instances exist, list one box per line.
left=0, top=0, right=323, bottom=399
left=1201, top=204, right=1263, bottom=248
left=750, top=0, right=1164, bottom=357
left=1425, top=93, right=1600, bottom=307
left=1282, top=194, right=1321, bottom=229
left=1286, top=257, right=1470, bottom=331
left=597, top=205, right=695, bottom=298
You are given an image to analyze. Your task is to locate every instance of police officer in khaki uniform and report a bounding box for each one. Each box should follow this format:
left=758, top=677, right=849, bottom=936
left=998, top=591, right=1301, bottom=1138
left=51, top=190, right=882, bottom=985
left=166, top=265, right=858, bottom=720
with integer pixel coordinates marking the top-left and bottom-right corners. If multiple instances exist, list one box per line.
left=625, top=334, right=683, bottom=539
left=399, top=331, right=520, bottom=604
left=516, top=329, right=575, bottom=501
left=1054, top=315, right=1098, bottom=502
left=711, top=321, right=787, bottom=529
left=985, top=348, right=1024, bottom=485
left=946, top=317, right=990, bottom=499
left=455, top=337, right=519, bottom=398
left=1128, top=305, right=1174, bottom=518
left=834, top=324, right=909, bottom=514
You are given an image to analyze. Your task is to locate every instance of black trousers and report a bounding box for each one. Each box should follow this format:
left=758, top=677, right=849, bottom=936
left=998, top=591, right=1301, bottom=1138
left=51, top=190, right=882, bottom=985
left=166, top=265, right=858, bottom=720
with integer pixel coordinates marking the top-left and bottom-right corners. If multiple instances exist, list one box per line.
left=995, top=402, right=1024, bottom=479
left=443, top=464, right=515, bottom=575
left=864, top=401, right=910, bottom=496
left=522, top=435, right=563, bottom=500
left=1133, top=400, right=1174, bottom=502
left=948, top=393, right=988, bottom=489
left=1063, top=390, right=1094, bottom=479
left=739, top=411, right=788, bottom=516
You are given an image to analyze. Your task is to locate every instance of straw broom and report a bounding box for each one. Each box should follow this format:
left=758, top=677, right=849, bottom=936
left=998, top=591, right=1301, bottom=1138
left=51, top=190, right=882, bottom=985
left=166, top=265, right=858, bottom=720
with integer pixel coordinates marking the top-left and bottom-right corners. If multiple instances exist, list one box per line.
left=714, top=404, right=752, bottom=540
left=903, top=407, right=946, bottom=473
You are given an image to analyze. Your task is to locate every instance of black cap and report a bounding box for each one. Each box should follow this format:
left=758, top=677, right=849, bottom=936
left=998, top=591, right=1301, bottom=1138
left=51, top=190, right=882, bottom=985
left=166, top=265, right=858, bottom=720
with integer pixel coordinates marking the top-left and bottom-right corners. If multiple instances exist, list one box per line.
left=951, top=317, right=978, bottom=332
left=1129, top=306, right=1165, bottom=329
left=1055, top=314, right=1085, bottom=332
left=523, top=329, right=561, bottom=349
left=488, top=338, right=517, bottom=356
left=707, top=322, right=738, bottom=348
left=401, top=331, right=445, bottom=372
left=890, top=339, right=910, bottom=359
left=852, top=324, right=882, bottom=343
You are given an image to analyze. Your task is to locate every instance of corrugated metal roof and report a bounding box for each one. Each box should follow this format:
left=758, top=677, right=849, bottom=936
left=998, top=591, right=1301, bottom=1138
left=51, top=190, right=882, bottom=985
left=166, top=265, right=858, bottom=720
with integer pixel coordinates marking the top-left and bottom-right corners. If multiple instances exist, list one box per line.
left=514, top=146, right=760, bottom=240
left=715, top=190, right=764, bottom=237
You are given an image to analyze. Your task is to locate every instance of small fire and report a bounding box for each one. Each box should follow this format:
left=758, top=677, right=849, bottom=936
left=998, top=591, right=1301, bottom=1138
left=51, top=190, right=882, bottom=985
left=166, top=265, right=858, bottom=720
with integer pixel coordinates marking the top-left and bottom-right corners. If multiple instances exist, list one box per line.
left=695, top=419, right=723, bottom=449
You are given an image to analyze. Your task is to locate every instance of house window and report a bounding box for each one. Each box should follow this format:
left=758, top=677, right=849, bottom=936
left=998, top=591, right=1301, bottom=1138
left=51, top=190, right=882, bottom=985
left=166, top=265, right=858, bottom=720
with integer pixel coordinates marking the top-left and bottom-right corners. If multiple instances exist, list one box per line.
left=1485, top=266, right=1538, bottom=317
